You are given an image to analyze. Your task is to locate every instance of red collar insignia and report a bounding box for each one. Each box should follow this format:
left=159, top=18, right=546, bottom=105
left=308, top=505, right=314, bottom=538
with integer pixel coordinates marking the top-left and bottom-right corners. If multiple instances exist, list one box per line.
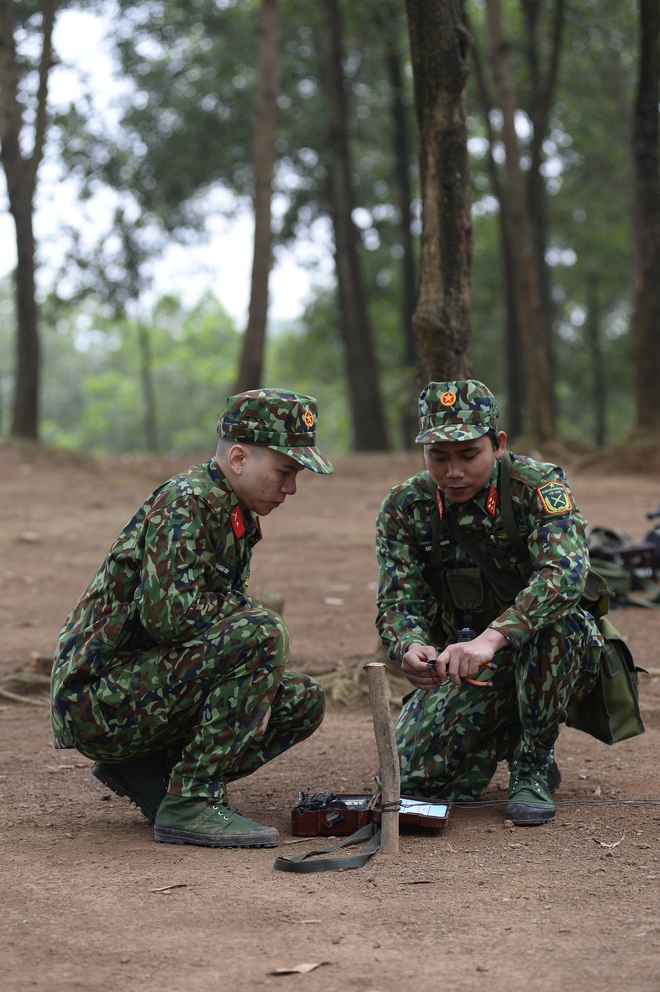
left=485, top=485, right=498, bottom=518
left=230, top=506, right=246, bottom=538
left=435, top=487, right=444, bottom=520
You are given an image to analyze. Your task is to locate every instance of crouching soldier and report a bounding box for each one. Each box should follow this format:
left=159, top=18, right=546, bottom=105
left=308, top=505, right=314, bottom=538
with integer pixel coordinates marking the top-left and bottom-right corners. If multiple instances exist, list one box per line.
left=375, top=380, right=603, bottom=825
left=51, top=389, right=333, bottom=847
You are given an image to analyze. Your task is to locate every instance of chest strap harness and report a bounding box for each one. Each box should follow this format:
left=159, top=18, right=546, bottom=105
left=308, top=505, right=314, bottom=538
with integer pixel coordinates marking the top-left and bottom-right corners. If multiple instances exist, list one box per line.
left=428, top=451, right=531, bottom=604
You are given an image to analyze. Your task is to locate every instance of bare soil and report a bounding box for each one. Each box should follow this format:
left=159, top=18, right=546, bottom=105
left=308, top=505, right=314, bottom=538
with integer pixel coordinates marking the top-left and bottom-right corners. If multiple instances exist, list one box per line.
left=2, top=441, right=660, bottom=992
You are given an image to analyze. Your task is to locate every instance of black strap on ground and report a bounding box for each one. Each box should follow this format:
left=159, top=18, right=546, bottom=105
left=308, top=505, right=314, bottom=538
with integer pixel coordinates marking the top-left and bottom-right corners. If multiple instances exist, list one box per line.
left=273, top=823, right=381, bottom=873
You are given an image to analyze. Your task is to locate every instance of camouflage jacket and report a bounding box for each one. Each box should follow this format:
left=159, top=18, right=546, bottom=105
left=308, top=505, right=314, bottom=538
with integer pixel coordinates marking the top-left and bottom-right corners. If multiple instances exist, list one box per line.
left=52, top=459, right=262, bottom=697
left=375, top=453, right=602, bottom=662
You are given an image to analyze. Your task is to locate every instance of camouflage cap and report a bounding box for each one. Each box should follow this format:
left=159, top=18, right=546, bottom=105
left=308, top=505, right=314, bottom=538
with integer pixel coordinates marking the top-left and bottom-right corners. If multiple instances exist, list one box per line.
left=415, top=380, right=500, bottom=443
left=218, top=388, right=334, bottom=474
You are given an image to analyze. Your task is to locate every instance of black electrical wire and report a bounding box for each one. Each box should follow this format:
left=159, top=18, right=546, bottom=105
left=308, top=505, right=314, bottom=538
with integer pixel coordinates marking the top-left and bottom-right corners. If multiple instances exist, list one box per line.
left=448, top=797, right=660, bottom=809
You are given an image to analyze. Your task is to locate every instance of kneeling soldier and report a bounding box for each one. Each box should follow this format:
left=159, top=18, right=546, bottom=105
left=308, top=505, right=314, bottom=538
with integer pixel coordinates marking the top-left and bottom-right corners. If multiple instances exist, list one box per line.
left=375, top=380, right=603, bottom=825
left=51, top=388, right=333, bottom=847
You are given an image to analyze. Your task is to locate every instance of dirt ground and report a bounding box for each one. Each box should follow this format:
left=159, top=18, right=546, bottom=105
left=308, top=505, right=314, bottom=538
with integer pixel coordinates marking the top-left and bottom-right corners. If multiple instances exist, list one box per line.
left=2, top=440, right=660, bottom=992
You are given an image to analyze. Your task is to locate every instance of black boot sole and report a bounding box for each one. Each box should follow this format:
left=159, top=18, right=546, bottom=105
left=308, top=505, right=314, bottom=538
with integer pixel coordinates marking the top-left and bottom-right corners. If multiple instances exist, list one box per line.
left=153, top=825, right=280, bottom=848
left=506, top=803, right=556, bottom=826
left=91, top=762, right=161, bottom=824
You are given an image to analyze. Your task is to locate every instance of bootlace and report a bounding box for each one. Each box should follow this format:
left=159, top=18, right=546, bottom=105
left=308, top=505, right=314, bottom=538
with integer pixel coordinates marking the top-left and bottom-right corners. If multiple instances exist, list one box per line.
left=510, top=765, right=550, bottom=799
left=211, top=802, right=233, bottom=821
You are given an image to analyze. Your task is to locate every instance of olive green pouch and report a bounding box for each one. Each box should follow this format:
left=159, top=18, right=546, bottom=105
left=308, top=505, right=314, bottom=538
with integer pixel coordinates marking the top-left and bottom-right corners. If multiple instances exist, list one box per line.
left=566, top=616, right=646, bottom=744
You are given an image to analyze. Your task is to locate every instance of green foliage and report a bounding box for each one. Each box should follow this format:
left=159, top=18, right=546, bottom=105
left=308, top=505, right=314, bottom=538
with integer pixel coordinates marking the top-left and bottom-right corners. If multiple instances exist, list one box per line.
left=40, top=293, right=241, bottom=455
left=266, top=271, right=419, bottom=453
left=19, top=0, right=647, bottom=453
left=464, top=0, right=638, bottom=444
left=265, top=291, right=352, bottom=453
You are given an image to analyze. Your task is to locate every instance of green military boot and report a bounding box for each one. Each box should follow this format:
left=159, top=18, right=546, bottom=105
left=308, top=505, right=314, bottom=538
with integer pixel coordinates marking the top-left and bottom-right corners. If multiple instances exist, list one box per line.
left=506, top=763, right=556, bottom=826
left=153, top=794, right=280, bottom=848
left=91, top=750, right=172, bottom=823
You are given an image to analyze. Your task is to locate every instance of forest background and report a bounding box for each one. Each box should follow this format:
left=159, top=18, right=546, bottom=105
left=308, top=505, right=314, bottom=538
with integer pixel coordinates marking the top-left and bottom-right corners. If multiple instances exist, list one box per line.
left=0, top=0, right=658, bottom=459
left=3, top=12, right=660, bottom=985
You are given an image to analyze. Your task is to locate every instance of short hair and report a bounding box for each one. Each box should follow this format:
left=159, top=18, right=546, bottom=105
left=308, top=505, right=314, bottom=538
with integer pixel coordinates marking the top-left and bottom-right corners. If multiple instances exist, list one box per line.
left=486, top=429, right=500, bottom=450
left=215, top=437, right=267, bottom=460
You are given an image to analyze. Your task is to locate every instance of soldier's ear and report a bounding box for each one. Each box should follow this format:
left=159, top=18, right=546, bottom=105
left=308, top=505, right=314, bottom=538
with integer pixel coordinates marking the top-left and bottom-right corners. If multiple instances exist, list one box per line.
left=493, top=431, right=508, bottom=457
left=227, top=443, right=248, bottom=475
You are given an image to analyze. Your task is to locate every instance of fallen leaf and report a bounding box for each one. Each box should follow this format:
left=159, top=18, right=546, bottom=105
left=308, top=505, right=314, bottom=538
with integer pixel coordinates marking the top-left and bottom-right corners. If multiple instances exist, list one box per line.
left=18, top=531, right=40, bottom=543
left=270, top=962, right=329, bottom=975
left=592, top=832, right=625, bottom=849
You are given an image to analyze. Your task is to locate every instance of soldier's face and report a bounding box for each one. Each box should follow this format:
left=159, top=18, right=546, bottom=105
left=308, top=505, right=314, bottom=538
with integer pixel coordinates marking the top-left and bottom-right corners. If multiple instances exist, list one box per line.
left=423, top=432, right=507, bottom=503
left=231, top=445, right=304, bottom=516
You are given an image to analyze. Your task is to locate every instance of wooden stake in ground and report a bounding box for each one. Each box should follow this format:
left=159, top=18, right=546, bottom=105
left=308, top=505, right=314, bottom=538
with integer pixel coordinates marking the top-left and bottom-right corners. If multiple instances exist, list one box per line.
left=365, top=662, right=400, bottom=853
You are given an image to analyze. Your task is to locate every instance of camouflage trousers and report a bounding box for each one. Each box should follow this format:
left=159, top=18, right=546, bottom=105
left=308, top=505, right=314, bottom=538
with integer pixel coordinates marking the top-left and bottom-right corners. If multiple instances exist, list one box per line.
left=395, top=619, right=601, bottom=802
left=54, top=603, right=324, bottom=801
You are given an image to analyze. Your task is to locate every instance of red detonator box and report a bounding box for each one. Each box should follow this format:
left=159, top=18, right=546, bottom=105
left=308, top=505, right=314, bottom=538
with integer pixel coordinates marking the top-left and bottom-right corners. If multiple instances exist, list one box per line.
left=291, top=791, right=449, bottom=836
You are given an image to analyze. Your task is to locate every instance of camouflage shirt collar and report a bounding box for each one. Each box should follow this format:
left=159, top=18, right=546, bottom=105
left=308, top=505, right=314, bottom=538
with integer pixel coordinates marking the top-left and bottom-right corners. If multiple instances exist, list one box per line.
left=208, top=459, right=262, bottom=543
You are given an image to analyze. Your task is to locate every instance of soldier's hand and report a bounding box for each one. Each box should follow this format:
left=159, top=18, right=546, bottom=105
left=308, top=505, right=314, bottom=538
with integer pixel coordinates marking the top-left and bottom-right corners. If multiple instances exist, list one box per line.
left=436, top=628, right=508, bottom=686
left=401, top=642, right=443, bottom=689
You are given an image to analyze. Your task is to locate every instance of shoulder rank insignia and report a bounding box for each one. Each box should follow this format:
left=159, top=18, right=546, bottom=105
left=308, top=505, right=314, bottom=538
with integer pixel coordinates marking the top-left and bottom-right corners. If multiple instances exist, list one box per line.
left=536, top=481, right=573, bottom=515
left=230, top=505, right=246, bottom=538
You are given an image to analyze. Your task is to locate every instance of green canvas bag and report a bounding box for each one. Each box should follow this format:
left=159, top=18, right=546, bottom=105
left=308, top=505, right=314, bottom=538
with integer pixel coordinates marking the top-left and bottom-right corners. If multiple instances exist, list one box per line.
left=565, top=616, right=646, bottom=745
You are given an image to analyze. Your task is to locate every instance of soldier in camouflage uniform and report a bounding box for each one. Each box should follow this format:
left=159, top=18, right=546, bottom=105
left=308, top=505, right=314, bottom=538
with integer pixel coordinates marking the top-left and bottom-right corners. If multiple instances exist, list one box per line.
left=375, top=380, right=603, bottom=825
left=51, top=388, right=333, bottom=848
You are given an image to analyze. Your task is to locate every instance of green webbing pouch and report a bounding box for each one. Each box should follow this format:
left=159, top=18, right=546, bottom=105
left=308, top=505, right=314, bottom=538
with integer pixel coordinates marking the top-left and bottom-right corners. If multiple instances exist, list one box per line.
left=565, top=616, right=646, bottom=744
left=579, top=565, right=612, bottom=620
left=444, top=567, right=486, bottom=610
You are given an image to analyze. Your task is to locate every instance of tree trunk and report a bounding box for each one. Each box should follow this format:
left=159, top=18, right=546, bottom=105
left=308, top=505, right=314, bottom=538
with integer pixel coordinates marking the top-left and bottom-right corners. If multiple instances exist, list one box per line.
left=136, top=320, right=158, bottom=452
left=468, top=14, right=524, bottom=437
left=115, top=216, right=160, bottom=453
left=0, top=0, right=58, bottom=441
left=234, top=0, right=281, bottom=393
left=382, top=11, right=419, bottom=446
left=405, top=0, right=473, bottom=383
left=319, top=0, right=389, bottom=451
left=586, top=274, right=606, bottom=448
left=485, top=0, right=555, bottom=441
left=10, top=206, right=40, bottom=439
left=631, top=0, right=660, bottom=431
left=522, top=0, right=566, bottom=426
